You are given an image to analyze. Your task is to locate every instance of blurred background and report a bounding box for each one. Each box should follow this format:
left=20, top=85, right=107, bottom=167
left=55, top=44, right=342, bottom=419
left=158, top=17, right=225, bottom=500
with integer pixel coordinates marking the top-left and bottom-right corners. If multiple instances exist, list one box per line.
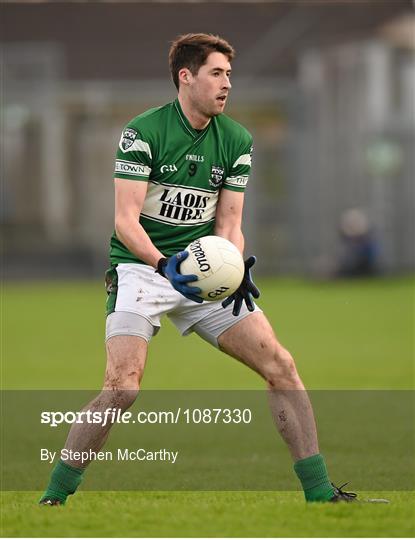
left=2, top=0, right=414, bottom=280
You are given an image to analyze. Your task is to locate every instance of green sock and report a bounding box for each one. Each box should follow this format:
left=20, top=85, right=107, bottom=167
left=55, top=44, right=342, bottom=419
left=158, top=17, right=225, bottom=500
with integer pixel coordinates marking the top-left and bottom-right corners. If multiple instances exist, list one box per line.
left=294, top=453, right=334, bottom=502
left=39, top=459, right=84, bottom=505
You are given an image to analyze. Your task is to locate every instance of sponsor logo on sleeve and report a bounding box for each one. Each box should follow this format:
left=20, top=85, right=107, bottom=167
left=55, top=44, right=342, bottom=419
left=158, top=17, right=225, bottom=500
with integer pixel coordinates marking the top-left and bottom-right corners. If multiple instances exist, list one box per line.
left=224, top=175, right=249, bottom=187
left=119, top=128, right=138, bottom=152
left=115, top=160, right=151, bottom=177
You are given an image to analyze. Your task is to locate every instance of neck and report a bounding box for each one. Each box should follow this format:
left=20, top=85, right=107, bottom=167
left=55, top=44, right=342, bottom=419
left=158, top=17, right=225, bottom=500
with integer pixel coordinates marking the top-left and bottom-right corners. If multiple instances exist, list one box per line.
left=178, top=94, right=210, bottom=130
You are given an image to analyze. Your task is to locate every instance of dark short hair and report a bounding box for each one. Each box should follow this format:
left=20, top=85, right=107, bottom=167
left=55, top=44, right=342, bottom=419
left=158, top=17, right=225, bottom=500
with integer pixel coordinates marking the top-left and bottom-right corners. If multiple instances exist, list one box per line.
left=169, top=33, right=235, bottom=90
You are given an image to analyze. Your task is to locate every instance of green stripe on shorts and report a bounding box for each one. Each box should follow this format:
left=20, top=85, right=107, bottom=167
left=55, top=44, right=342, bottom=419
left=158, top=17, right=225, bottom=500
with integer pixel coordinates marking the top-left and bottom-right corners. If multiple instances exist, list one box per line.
left=105, top=266, right=118, bottom=316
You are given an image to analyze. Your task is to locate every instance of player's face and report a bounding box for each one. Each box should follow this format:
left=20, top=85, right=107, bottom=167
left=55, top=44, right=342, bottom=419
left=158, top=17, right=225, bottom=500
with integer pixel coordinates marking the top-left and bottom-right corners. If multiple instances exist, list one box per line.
left=188, top=52, right=232, bottom=118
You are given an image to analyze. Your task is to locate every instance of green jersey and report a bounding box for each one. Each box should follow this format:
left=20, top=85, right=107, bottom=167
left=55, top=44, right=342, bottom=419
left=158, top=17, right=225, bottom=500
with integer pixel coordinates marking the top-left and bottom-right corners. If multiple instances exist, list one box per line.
left=110, top=98, right=253, bottom=264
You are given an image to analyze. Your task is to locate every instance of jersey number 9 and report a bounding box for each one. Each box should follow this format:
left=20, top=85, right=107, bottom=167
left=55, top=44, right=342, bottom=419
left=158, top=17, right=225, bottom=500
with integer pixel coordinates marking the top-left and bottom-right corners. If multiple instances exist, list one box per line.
left=188, top=163, right=197, bottom=177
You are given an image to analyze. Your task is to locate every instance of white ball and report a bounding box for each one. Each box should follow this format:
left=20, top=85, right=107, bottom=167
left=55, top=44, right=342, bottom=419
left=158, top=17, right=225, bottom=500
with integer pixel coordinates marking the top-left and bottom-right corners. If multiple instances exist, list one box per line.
left=180, top=236, right=244, bottom=301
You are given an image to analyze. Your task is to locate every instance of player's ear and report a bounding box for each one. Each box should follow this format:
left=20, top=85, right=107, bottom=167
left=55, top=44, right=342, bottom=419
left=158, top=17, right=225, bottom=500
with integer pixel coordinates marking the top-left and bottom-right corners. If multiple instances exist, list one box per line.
left=178, top=68, right=192, bottom=86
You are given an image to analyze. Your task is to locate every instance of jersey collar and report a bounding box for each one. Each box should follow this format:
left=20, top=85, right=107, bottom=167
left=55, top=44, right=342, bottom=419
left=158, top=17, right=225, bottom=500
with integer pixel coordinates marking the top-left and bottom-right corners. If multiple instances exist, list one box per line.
left=173, top=98, right=211, bottom=144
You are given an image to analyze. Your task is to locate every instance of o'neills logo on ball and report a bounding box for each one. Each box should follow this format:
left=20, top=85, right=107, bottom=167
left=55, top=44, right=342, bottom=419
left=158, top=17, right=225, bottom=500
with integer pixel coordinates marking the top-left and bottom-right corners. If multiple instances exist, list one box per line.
left=190, top=240, right=211, bottom=272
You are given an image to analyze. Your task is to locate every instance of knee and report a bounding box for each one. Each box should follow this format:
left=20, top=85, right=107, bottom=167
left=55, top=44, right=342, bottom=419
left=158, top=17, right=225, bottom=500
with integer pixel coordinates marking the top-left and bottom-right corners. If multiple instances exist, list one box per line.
left=97, top=387, right=139, bottom=412
left=104, top=366, right=144, bottom=392
left=102, top=367, right=142, bottom=411
left=105, top=335, right=147, bottom=395
left=264, top=345, right=301, bottom=388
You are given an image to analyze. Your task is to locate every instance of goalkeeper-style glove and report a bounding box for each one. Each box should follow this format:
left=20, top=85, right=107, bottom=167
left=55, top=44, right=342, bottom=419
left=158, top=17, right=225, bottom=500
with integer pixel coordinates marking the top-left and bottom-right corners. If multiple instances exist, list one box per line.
left=157, top=251, right=203, bottom=304
left=222, top=256, right=260, bottom=316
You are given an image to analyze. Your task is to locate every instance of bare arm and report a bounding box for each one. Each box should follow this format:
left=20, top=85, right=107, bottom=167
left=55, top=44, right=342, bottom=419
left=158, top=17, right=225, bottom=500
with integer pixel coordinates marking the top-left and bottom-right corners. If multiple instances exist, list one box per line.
left=215, top=188, right=260, bottom=315
left=214, top=189, right=245, bottom=253
left=114, top=178, right=164, bottom=268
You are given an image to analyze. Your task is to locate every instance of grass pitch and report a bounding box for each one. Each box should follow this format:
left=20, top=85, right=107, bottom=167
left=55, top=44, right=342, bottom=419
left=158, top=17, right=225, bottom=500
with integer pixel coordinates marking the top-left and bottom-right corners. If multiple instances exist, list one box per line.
left=1, top=276, right=414, bottom=537
left=2, top=491, right=415, bottom=537
left=3, top=276, right=413, bottom=390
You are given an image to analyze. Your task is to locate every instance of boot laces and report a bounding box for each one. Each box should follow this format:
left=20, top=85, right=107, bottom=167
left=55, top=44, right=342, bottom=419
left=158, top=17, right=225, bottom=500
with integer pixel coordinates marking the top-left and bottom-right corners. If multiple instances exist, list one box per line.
left=332, top=482, right=357, bottom=500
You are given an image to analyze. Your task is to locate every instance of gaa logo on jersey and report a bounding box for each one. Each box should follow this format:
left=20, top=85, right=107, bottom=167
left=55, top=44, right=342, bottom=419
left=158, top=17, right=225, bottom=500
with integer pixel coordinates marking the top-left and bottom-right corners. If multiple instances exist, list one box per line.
left=209, top=165, right=225, bottom=188
left=119, top=128, right=138, bottom=152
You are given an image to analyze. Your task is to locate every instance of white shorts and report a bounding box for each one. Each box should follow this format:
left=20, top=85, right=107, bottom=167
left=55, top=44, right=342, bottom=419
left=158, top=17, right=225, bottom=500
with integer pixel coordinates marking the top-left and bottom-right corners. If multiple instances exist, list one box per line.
left=105, top=263, right=261, bottom=348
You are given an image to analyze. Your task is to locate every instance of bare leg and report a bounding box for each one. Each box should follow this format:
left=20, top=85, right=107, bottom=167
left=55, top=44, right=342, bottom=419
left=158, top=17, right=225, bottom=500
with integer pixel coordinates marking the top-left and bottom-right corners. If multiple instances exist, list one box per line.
left=218, top=312, right=319, bottom=461
left=63, top=335, right=148, bottom=468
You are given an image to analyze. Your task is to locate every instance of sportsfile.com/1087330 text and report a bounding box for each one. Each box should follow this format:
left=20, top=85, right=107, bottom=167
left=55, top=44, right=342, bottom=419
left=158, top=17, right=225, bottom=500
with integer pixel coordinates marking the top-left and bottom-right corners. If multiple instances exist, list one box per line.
left=40, top=408, right=253, bottom=428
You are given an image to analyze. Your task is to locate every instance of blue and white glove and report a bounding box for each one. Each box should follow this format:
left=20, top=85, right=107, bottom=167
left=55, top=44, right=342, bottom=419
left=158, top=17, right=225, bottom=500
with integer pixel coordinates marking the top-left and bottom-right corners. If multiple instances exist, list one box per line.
left=222, top=256, right=260, bottom=316
left=157, top=251, right=203, bottom=304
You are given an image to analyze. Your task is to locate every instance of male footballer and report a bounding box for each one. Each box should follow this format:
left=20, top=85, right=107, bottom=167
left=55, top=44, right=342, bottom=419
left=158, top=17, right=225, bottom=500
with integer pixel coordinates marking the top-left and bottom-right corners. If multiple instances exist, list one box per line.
left=40, top=33, right=356, bottom=505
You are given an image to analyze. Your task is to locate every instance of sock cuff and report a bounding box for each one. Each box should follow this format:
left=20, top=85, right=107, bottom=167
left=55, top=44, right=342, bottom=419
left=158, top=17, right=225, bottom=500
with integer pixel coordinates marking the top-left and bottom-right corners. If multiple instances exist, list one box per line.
left=58, top=459, right=85, bottom=475
left=294, top=453, right=330, bottom=489
left=294, top=453, right=323, bottom=469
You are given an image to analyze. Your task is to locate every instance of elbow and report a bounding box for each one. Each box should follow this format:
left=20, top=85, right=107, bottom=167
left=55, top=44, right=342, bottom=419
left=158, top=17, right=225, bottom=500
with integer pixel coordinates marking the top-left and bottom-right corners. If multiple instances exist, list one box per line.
left=115, top=212, right=141, bottom=244
left=214, top=222, right=225, bottom=236
left=215, top=220, right=242, bottom=238
left=215, top=217, right=231, bottom=236
left=115, top=215, right=128, bottom=241
left=214, top=225, right=230, bottom=239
